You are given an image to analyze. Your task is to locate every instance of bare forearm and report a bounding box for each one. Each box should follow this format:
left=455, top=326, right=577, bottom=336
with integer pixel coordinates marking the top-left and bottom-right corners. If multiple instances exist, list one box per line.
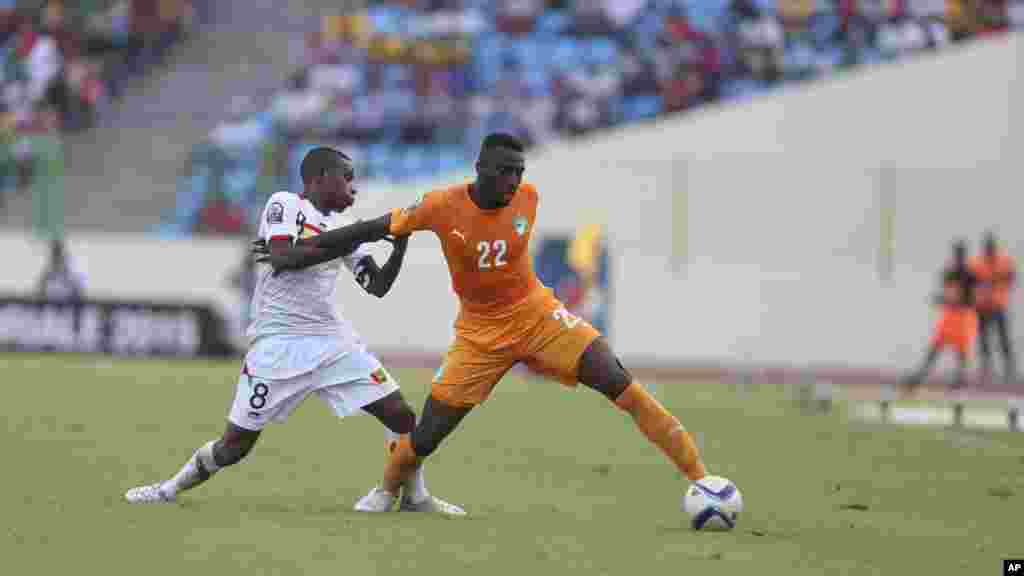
left=269, top=243, right=333, bottom=272
left=370, top=237, right=408, bottom=296
left=312, top=215, right=392, bottom=256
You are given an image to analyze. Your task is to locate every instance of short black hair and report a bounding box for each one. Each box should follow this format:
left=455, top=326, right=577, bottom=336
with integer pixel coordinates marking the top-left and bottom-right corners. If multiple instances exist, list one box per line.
left=300, top=147, right=350, bottom=184
left=480, top=133, right=524, bottom=154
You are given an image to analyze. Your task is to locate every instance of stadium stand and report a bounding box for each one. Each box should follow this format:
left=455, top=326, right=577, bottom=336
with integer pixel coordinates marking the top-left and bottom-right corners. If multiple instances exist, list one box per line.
left=109, top=1, right=1024, bottom=235
left=0, top=0, right=198, bottom=218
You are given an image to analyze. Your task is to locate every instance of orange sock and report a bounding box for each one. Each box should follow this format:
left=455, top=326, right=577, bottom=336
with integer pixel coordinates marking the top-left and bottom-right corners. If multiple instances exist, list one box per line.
left=615, top=381, right=707, bottom=481
left=382, top=434, right=420, bottom=494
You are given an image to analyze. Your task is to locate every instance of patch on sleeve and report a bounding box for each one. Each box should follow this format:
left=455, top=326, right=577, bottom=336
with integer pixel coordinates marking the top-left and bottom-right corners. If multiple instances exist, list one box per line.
left=267, top=202, right=285, bottom=225
left=370, top=368, right=389, bottom=384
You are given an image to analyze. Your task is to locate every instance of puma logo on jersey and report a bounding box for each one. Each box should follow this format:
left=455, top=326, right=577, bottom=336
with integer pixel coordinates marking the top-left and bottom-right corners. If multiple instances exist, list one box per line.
left=451, top=229, right=466, bottom=242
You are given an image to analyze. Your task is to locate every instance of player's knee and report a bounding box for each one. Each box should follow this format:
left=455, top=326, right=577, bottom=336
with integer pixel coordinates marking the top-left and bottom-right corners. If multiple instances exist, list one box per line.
left=602, top=358, right=632, bottom=399
left=578, top=338, right=632, bottom=401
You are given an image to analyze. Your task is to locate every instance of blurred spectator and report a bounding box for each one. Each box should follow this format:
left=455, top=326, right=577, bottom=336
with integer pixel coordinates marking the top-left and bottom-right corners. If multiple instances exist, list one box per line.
left=35, top=238, right=86, bottom=302
left=657, top=6, right=721, bottom=108
left=168, top=0, right=1022, bottom=236
left=620, top=44, right=659, bottom=97
left=1011, top=0, right=1024, bottom=25
left=210, top=96, right=265, bottom=151
left=482, top=57, right=551, bottom=145
left=13, top=17, right=62, bottom=110
left=603, top=0, right=650, bottom=34
left=833, top=0, right=879, bottom=66
left=226, top=246, right=258, bottom=342
left=0, top=0, right=196, bottom=208
left=947, top=0, right=1008, bottom=39
left=877, top=7, right=946, bottom=59
left=738, top=3, right=784, bottom=83
left=496, top=0, right=543, bottom=35
left=197, top=198, right=246, bottom=235
left=777, top=0, right=817, bottom=35
left=568, top=0, right=616, bottom=36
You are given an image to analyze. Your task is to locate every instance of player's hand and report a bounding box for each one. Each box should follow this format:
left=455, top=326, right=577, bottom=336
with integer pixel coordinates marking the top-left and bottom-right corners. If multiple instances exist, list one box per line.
left=382, top=234, right=410, bottom=247
left=252, top=238, right=269, bottom=255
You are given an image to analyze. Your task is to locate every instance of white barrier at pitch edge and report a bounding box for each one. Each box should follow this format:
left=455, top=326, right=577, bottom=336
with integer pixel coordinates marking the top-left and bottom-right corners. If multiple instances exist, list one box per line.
left=863, top=393, right=1024, bottom=432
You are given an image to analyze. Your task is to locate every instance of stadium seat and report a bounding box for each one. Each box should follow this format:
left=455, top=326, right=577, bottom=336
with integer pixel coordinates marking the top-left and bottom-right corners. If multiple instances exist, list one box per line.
left=164, top=0, right=1019, bottom=235
left=621, top=94, right=663, bottom=122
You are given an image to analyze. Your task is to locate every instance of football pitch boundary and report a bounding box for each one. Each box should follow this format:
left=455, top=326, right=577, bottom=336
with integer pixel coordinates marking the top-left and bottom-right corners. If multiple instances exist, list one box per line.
left=376, top=351, right=1024, bottom=434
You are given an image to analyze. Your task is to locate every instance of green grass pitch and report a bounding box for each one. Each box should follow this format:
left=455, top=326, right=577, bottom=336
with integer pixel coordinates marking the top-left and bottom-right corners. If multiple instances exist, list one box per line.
left=1, top=353, right=1021, bottom=575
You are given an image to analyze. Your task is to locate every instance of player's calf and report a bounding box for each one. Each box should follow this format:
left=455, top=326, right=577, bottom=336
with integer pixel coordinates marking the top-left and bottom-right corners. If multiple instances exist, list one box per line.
left=578, top=337, right=707, bottom=481
left=125, top=425, right=259, bottom=504
left=410, top=395, right=472, bottom=459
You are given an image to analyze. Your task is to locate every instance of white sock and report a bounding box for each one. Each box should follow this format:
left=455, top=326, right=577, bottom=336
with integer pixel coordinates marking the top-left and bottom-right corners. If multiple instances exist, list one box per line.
left=402, top=465, right=430, bottom=504
left=162, top=440, right=221, bottom=495
left=384, top=427, right=428, bottom=502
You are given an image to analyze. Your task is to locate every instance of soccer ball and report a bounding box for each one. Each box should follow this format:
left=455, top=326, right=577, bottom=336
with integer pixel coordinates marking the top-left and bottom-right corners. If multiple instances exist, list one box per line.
left=682, top=475, right=743, bottom=531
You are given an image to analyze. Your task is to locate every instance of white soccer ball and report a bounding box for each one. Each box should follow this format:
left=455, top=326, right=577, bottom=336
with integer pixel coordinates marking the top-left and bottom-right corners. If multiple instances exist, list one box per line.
left=682, top=475, right=743, bottom=531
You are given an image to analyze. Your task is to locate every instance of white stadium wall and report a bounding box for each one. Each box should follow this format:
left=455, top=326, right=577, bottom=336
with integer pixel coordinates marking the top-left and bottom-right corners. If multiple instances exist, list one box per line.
left=3, top=34, right=1021, bottom=374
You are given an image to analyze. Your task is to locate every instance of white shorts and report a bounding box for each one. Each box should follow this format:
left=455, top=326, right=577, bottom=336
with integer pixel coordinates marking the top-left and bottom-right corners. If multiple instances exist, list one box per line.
left=228, top=348, right=399, bottom=431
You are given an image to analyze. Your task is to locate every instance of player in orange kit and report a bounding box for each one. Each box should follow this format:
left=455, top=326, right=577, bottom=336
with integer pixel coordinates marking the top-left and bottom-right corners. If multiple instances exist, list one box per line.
left=902, top=240, right=978, bottom=392
left=969, top=232, right=1017, bottom=385
left=256, top=133, right=710, bottom=513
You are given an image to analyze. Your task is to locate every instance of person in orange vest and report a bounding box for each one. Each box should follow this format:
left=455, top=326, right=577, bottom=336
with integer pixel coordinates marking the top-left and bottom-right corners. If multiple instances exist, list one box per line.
left=902, top=239, right=978, bottom=392
left=969, top=232, right=1017, bottom=385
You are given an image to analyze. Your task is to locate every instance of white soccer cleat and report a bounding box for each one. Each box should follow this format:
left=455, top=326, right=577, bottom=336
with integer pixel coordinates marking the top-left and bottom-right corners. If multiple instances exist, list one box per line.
left=353, top=486, right=397, bottom=513
left=399, top=495, right=467, bottom=516
left=124, top=483, right=175, bottom=504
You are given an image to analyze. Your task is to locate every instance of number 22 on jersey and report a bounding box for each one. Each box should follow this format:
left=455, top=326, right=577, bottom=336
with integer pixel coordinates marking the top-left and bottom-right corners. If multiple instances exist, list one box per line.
left=476, top=240, right=508, bottom=269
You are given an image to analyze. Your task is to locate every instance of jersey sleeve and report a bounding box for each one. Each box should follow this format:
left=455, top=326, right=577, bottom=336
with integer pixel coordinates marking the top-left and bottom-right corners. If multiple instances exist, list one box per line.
left=389, top=190, right=444, bottom=236
left=261, top=192, right=301, bottom=242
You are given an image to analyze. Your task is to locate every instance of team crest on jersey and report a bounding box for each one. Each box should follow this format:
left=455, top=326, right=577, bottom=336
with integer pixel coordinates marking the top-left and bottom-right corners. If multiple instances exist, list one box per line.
left=267, top=202, right=285, bottom=224
left=370, top=368, right=389, bottom=384
left=513, top=216, right=529, bottom=237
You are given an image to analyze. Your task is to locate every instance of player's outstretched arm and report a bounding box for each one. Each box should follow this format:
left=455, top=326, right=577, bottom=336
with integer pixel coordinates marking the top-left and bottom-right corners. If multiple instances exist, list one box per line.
left=353, top=235, right=409, bottom=298
left=254, top=237, right=331, bottom=274
left=255, top=215, right=394, bottom=273
left=314, top=214, right=393, bottom=254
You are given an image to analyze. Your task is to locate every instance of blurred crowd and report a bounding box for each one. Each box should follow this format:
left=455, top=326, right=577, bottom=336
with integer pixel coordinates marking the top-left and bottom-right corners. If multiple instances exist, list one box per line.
left=166, top=0, right=1019, bottom=235
left=0, top=0, right=198, bottom=208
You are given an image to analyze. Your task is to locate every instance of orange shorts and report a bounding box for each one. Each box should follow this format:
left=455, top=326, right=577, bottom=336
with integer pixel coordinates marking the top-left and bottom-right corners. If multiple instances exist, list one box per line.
left=431, top=292, right=602, bottom=408
left=929, top=306, right=978, bottom=356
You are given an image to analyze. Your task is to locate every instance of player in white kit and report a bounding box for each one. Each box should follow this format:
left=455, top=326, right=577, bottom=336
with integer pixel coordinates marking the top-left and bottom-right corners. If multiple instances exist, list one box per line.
left=124, top=147, right=463, bottom=515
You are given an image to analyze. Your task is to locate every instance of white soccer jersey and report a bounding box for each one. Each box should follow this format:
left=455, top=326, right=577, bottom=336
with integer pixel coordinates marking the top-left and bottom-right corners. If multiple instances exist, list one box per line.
left=245, top=191, right=373, bottom=380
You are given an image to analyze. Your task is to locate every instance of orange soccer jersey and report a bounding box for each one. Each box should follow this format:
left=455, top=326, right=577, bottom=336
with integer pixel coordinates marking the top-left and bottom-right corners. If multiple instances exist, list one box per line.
left=930, top=306, right=978, bottom=356
left=969, top=252, right=1015, bottom=311
left=389, top=182, right=601, bottom=406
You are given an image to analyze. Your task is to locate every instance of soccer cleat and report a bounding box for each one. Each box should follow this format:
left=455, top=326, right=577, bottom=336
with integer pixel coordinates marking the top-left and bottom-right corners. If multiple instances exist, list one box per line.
left=125, top=483, right=175, bottom=504
left=399, top=494, right=467, bottom=516
left=353, top=486, right=397, bottom=513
